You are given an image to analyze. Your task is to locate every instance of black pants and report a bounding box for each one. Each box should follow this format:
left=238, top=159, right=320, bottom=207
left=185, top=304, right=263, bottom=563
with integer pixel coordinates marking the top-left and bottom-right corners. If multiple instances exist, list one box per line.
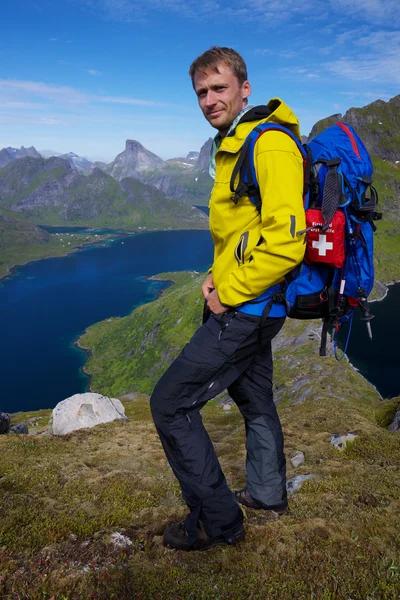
left=150, top=310, right=286, bottom=544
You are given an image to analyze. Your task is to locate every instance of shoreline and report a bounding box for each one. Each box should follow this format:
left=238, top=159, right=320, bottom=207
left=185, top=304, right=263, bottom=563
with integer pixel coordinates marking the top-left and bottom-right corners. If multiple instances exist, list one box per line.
left=0, top=224, right=209, bottom=282
left=0, top=235, right=122, bottom=282
left=75, top=271, right=185, bottom=393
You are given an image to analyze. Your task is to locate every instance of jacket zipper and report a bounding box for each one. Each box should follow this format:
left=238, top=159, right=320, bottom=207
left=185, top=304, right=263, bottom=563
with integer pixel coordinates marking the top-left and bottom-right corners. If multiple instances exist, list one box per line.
left=234, top=231, right=249, bottom=266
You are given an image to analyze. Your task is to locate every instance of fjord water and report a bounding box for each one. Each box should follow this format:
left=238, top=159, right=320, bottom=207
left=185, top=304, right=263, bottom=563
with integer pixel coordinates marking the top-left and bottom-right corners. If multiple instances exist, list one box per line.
left=339, top=283, right=400, bottom=400
left=0, top=230, right=213, bottom=413
left=1, top=228, right=398, bottom=414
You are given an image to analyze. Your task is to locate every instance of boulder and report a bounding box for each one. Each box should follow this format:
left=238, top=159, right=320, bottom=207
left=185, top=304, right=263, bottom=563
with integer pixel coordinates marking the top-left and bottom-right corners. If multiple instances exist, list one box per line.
left=286, top=474, right=316, bottom=495
left=0, top=412, right=10, bottom=434
left=290, top=451, right=305, bottom=468
left=51, top=393, right=127, bottom=436
left=9, top=422, right=28, bottom=434
left=329, top=433, right=357, bottom=450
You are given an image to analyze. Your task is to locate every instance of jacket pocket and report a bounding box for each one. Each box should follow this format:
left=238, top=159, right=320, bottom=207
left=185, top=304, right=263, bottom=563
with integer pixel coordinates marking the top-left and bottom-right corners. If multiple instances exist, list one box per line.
left=234, top=231, right=249, bottom=266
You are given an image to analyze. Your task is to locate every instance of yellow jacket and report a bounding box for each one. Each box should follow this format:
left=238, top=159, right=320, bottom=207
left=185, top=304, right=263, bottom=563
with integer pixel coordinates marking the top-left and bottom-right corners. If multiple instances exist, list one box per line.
left=210, top=98, right=306, bottom=309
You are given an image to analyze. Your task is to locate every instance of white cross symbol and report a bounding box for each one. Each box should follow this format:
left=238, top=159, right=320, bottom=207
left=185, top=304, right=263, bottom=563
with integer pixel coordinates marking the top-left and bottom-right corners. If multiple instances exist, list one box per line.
left=312, top=234, right=333, bottom=256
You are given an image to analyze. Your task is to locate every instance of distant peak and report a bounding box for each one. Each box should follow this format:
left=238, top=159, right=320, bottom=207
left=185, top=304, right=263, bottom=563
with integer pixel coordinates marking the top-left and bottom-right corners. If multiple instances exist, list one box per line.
left=125, top=140, right=144, bottom=152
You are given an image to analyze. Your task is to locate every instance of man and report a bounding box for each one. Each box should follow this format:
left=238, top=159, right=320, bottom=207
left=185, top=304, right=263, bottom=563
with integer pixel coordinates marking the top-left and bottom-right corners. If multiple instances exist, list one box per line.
left=150, top=47, right=305, bottom=551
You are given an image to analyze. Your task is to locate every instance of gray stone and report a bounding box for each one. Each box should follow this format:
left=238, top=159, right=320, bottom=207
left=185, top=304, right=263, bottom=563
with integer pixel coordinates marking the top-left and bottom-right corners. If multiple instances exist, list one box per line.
left=51, top=393, right=127, bottom=436
left=290, top=451, right=305, bottom=468
left=388, top=407, right=400, bottom=432
left=9, top=422, right=28, bottom=434
left=329, top=433, right=357, bottom=450
left=291, top=387, right=313, bottom=405
left=222, top=404, right=232, bottom=412
left=109, top=532, right=133, bottom=548
left=0, top=412, right=10, bottom=434
left=121, top=393, right=137, bottom=400
left=286, top=474, right=316, bottom=495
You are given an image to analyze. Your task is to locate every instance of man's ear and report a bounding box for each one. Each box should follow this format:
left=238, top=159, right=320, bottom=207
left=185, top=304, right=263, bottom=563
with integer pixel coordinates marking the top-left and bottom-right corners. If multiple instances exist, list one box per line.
left=242, top=80, right=252, bottom=102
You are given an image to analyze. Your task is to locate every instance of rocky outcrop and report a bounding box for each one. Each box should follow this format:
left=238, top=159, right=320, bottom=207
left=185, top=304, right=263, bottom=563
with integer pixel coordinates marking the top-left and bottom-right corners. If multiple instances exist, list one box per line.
left=388, top=406, right=400, bottom=432
left=307, top=114, right=342, bottom=141
left=0, top=412, right=11, bottom=434
left=9, top=422, right=28, bottom=434
left=51, top=392, right=127, bottom=436
left=195, top=138, right=213, bottom=172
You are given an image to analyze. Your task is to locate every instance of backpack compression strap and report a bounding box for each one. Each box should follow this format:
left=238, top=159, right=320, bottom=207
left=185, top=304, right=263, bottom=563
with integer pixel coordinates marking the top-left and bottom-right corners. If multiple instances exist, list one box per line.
left=230, top=122, right=311, bottom=213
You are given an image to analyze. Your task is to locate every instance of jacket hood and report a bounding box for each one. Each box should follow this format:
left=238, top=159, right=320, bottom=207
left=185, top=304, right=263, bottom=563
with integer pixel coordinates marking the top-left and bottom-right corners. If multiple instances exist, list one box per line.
left=220, top=99, right=301, bottom=153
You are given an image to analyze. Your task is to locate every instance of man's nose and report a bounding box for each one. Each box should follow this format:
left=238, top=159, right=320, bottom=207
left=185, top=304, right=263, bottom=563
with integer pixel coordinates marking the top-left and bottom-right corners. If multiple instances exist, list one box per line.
left=204, top=90, right=217, bottom=106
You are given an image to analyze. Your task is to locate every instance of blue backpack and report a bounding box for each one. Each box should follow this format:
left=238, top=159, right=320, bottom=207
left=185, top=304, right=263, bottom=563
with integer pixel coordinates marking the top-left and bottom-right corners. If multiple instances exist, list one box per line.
left=230, top=121, right=382, bottom=358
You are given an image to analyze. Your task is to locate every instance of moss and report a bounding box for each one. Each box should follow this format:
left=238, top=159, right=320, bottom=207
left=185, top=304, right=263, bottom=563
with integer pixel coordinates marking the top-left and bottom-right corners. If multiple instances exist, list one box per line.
left=1, top=388, right=400, bottom=598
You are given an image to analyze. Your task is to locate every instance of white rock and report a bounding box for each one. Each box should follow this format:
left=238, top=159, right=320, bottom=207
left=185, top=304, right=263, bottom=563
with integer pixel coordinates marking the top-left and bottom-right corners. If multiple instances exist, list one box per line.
left=290, top=451, right=305, bottom=468
left=329, top=433, right=357, bottom=450
left=286, top=474, right=315, bottom=495
left=222, top=404, right=232, bottom=411
left=51, top=392, right=126, bottom=435
left=109, top=532, right=133, bottom=548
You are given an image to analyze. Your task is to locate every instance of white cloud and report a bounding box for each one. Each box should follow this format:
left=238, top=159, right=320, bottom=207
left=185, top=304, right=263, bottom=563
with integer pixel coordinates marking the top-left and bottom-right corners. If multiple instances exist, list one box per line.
left=49, top=37, right=58, bottom=42
left=77, top=0, right=400, bottom=26
left=86, top=69, right=101, bottom=76
left=0, top=114, right=68, bottom=126
left=0, top=80, right=169, bottom=107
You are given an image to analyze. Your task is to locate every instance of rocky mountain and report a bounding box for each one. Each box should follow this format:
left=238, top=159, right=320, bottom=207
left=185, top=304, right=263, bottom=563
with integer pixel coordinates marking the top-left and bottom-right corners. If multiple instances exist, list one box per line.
left=103, top=140, right=167, bottom=181
left=195, top=137, right=213, bottom=171
left=308, top=95, right=400, bottom=162
left=58, top=152, right=93, bottom=174
left=186, top=150, right=199, bottom=162
left=0, top=145, right=41, bottom=168
left=0, top=156, right=208, bottom=229
left=98, top=139, right=213, bottom=206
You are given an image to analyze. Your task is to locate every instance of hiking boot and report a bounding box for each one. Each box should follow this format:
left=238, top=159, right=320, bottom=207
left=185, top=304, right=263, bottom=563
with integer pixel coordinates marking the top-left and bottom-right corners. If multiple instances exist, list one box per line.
left=163, top=520, right=245, bottom=551
left=234, top=488, right=288, bottom=516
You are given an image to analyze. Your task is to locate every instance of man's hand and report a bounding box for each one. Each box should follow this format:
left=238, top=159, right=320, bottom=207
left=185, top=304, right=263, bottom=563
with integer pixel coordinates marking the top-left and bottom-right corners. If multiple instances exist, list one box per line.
left=201, top=273, right=215, bottom=300
left=206, top=288, right=227, bottom=315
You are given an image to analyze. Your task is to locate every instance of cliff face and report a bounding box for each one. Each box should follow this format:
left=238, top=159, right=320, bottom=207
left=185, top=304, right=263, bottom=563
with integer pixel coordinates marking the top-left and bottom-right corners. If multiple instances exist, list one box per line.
left=308, top=95, right=400, bottom=162
left=195, top=137, right=213, bottom=172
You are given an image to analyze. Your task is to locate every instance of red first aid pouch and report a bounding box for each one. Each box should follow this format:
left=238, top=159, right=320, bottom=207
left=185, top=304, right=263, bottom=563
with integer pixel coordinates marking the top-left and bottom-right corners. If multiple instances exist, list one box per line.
left=305, top=208, right=346, bottom=268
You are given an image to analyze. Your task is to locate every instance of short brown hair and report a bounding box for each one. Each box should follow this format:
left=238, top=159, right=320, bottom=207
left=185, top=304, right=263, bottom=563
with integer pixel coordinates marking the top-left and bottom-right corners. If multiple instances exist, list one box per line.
left=189, top=46, right=248, bottom=87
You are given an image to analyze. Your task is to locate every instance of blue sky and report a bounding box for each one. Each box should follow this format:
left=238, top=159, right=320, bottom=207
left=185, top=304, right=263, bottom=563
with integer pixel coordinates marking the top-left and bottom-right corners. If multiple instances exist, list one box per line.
left=1, top=0, right=399, bottom=161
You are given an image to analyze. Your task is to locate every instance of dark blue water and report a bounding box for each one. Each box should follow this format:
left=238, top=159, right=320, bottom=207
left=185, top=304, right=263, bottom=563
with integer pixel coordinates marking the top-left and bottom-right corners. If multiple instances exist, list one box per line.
left=0, top=230, right=213, bottom=413
left=1, top=227, right=398, bottom=413
left=340, top=283, right=400, bottom=400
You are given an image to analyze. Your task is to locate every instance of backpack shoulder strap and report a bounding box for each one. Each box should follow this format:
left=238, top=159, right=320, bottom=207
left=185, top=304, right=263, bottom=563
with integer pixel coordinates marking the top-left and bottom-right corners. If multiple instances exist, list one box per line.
left=230, top=122, right=310, bottom=213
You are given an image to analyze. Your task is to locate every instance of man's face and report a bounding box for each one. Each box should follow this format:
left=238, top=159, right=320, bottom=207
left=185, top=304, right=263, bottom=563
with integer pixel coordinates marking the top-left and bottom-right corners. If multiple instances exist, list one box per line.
left=193, top=62, right=251, bottom=137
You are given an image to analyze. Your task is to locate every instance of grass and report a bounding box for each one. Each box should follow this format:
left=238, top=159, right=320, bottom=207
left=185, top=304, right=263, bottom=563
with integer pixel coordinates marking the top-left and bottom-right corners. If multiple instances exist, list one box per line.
left=1, top=384, right=399, bottom=599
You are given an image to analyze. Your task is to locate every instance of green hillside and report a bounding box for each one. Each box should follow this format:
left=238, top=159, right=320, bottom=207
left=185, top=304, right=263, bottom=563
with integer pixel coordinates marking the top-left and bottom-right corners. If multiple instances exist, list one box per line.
left=0, top=207, right=101, bottom=278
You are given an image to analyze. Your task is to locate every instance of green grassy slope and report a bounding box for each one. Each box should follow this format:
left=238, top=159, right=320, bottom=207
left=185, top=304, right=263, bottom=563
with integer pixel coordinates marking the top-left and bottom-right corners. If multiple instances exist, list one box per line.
left=0, top=207, right=103, bottom=278
left=0, top=158, right=209, bottom=229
